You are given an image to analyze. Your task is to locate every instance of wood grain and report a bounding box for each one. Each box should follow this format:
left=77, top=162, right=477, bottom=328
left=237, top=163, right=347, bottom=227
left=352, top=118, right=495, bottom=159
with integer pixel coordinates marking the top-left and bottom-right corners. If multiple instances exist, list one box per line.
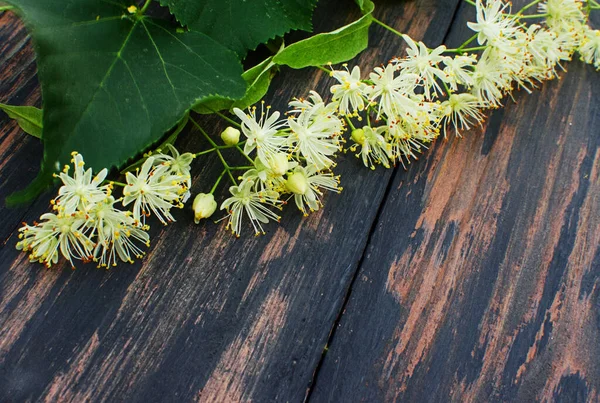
left=0, top=9, right=42, bottom=242
left=0, top=0, right=461, bottom=401
left=311, top=2, right=600, bottom=402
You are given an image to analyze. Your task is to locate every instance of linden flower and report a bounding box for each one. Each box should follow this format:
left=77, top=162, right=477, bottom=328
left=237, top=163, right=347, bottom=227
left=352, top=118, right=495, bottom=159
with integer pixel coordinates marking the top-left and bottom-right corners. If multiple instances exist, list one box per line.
left=287, top=98, right=343, bottom=170
left=242, top=155, right=297, bottom=193
left=538, top=0, right=585, bottom=33
left=330, top=65, right=368, bottom=115
left=467, top=0, right=518, bottom=46
left=221, top=179, right=282, bottom=236
left=350, top=127, right=392, bottom=170
left=443, top=54, right=477, bottom=90
left=88, top=197, right=150, bottom=268
left=368, top=64, right=419, bottom=119
left=153, top=144, right=194, bottom=201
left=440, top=93, right=487, bottom=137
left=525, top=25, right=565, bottom=80
left=16, top=213, right=93, bottom=268
left=394, top=35, right=449, bottom=100
left=233, top=104, right=287, bottom=165
left=287, top=92, right=344, bottom=168
left=54, top=152, right=109, bottom=214
left=579, top=28, right=600, bottom=70
left=123, top=157, right=187, bottom=226
left=385, top=119, right=434, bottom=168
left=471, top=49, right=508, bottom=106
left=284, top=166, right=341, bottom=216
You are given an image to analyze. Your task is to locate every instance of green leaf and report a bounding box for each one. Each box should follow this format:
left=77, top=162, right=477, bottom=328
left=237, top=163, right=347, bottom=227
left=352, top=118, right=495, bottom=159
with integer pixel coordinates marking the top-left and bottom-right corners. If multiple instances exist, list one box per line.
left=355, top=0, right=374, bottom=14
left=157, top=0, right=319, bottom=55
left=0, top=103, right=42, bottom=138
left=120, top=113, right=189, bottom=174
left=5, top=0, right=246, bottom=204
left=272, top=13, right=373, bottom=69
left=195, top=55, right=279, bottom=114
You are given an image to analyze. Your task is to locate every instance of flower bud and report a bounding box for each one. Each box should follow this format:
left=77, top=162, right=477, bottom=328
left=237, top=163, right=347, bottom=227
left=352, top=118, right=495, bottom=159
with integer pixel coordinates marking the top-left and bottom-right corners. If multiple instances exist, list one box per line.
left=269, top=153, right=290, bottom=176
left=285, top=171, right=308, bottom=195
left=351, top=128, right=366, bottom=145
left=192, top=193, right=217, bottom=223
left=220, top=127, right=241, bottom=146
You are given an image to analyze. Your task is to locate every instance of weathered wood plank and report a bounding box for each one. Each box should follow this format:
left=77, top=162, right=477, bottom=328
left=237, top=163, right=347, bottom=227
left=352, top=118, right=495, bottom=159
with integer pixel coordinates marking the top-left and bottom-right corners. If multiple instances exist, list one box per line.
left=311, top=3, right=600, bottom=402
left=0, top=9, right=42, bottom=242
left=0, top=0, right=460, bottom=401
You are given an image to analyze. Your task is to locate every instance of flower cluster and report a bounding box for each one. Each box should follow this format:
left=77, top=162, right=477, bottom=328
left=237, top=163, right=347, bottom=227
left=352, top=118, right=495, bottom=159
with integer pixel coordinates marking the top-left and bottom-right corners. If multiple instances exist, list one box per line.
left=16, top=145, right=193, bottom=268
left=212, top=98, right=343, bottom=237
left=15, top=0, right=600, bottom=262
left=322, top=0, right=599, bottom=171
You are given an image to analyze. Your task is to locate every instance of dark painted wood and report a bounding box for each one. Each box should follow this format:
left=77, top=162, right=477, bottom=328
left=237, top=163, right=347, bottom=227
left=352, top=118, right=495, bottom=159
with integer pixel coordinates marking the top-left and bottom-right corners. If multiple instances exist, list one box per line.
left=0, top=9, right=42, bottom=242
left=311, top=2, right=600, bottom=402
left=0, top=0, right=460, bottom=401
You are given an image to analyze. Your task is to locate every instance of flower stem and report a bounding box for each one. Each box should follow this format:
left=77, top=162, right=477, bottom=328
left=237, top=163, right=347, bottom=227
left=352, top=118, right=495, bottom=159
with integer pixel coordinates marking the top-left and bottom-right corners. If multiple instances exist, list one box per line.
left=140, top=0, right=152, bottom=14
left=445, top=45, right=488, bottom=54
left=0, top=5, right=14, bottom=11
left=515, top=13, right=549, bottom=19
left=210, top=169, right=227, bottom=194
left=517, top=0, right=543, bottom=15
left=463, top=0, right=476, bottom=6
left=457, top=33, right=479, bottom=51
left=192, top=118, right=238, bottom=185
left=111, top=181, right=127, bottom=187
left=372, top=18, right=404, bottom=38
left=236, top=145, right=255, bottom=164
left=229, top=166, right=254, bottom=170
left=345, top=116, right=356, bottom=131
left=315, top=65, right=330, bottom=74
left=215, top=111, right=242, bottom=128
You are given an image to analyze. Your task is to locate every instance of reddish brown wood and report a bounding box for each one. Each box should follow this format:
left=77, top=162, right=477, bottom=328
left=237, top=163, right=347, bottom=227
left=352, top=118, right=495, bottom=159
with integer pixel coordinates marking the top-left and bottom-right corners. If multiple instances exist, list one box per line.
left=0, top=1, right=461, bottom=401
left=311, top=3, right=600, bottom=402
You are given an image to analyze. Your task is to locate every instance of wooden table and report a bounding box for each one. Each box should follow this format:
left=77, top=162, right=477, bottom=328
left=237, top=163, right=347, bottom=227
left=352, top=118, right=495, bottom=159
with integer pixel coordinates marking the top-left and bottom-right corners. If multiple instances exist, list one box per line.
left=1, top=0, right=599, bottom=401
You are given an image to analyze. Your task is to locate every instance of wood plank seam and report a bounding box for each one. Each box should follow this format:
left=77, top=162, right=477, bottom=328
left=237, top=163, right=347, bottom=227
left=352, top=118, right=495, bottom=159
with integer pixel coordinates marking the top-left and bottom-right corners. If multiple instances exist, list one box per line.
left=304, top=2, right=464, bottom=400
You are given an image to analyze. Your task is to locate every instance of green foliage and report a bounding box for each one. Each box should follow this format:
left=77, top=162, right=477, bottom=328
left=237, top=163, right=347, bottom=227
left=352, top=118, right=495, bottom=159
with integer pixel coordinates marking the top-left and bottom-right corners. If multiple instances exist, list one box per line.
left=120, top=112, right=189, bottom=174
left=5, top=0, right=246, bottom=204
left=157, top=0, right=319, bottom=55
left=0, top=103, right=42, bottom=138
left=195, top=54, right=279, bottom=114
left=273, top=13, right=373, bottom=69
left=355, top=0, right=375, bottom=14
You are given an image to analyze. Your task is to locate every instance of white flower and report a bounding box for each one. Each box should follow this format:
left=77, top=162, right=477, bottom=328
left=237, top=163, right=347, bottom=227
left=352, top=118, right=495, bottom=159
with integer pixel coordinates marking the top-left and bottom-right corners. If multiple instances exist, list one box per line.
left=579, top=27, right=600, bottom=70
left=330, top=65, right=368, bottom=114
left=87, top=197, right=149, bottom=268
left=16, top=212, right=93, bottom=268
left=350, top=127, right=392, bottom=169
left=284, top=166, right=341, bottom=216
left=54, top=152, right=109, bottom=214
left=220, top=179, right=282, bottom=236
left=368, top=64, right=419, bottom=119
left=242, top=155, right=297, bottom=194
left=123, top=157, right=187, bottom=226
left=443, top=54, right=477, bottom=90
left=152, top=144, right=194, bottom=201
left=287, top=99, right=343, bottom=170
left=539, top=0, right=585, bottom=33
left=394, top=35, right=449, bottom=100
left=385, top=117, right=437, bottom=168
left=233, top=104, right=288, bottom=165
left=471, top=48, right=508, bottom=106
left=467, top=0, right=518, bottom=45
left=525, top=24, right=565, bottom=80
left=440, top=93, right=487, bottom=137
